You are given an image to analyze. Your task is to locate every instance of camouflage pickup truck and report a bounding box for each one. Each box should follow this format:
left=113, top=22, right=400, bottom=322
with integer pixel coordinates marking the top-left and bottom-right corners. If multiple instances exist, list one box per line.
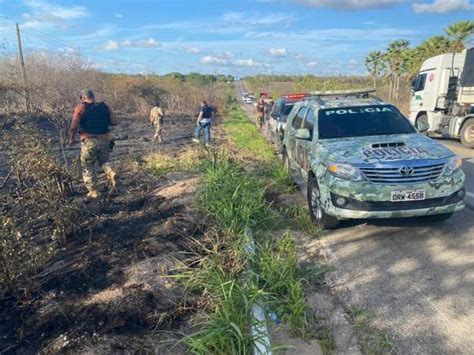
left=282, top=91, right=465, bottom=229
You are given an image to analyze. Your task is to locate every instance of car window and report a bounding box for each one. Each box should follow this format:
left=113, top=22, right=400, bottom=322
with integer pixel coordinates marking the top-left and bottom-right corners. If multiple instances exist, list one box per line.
left=303, top=109, right=314, bottom=130
left=292, top=107, right=307, bottom=129
left=318, top=105, right=416, bottom=139
left=282, top=103, right=294, bottom=116
left=413, top=73, right=427, bottom=92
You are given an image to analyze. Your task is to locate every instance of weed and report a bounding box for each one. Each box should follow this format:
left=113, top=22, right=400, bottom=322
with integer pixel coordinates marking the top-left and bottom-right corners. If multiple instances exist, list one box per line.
left=347, top=305, right=395, bottom=354
left=197, top=153, right=270, bottom=235
left=145, top=146, right=205, bottom=175
left=279, top=205, right=320, bottom=237
left=297, top=262, right=331, bottom=287
left=316, top=323, right=336, bottom=355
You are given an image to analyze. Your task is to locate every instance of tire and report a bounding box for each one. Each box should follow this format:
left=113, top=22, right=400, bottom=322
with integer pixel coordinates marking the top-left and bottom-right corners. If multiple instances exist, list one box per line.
left=460, top=118, right=474, bottom=148
left=415, top=114, right=429, bottom=134
left=307, top=175, right=340, bottom=230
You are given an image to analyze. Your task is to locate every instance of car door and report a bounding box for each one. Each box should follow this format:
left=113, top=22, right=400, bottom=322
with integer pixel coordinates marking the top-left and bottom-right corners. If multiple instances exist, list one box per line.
left=287, top=106, right=308, bottom=168
left=295, top=108, right=314, bottom=175
left=269, top=102, right=280, bottom=134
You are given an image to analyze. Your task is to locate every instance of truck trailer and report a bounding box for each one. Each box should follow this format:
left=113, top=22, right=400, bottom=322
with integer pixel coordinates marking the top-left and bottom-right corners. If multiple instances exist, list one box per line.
left=409, top=48, right=474, bottom=147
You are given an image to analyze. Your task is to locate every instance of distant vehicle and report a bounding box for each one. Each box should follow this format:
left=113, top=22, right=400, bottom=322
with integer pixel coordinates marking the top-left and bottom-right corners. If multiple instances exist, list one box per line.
left=409, top=48, right=474, bottom=147
left=282, top=90, right=465, bottom=229
left=269, top=94, right=308, bottom=151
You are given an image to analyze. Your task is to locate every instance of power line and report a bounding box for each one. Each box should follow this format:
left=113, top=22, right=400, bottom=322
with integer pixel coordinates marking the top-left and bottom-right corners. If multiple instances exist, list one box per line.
left=0, top=17, right=151, bottom=74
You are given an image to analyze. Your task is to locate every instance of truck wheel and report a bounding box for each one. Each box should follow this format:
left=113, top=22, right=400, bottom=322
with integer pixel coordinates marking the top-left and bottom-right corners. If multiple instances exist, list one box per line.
left=416, top=114, right=429, bottom=134
left=307, top=175, right=340, bottom=230
left=460, top=118, right=474, bottom=148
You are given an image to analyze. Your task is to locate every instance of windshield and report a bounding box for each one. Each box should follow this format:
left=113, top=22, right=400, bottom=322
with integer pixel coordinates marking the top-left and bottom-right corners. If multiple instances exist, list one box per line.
left=318, top=105, right=416, bottom=139
left=282, top=103, right=294, bottom=115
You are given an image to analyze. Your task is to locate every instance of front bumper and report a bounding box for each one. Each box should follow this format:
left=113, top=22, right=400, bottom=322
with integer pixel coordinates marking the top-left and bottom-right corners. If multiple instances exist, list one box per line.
left=318, top=170, right=465, bottom=219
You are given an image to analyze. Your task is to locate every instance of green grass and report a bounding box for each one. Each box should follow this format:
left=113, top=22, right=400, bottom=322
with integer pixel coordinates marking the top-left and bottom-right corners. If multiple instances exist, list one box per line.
left=223, top=106, right=275, bottom=161
left=280, top=205, right=320, bottom=237
left=178, top=104, right=329, bottom=353
left=347, top=305, right=396, bottom=354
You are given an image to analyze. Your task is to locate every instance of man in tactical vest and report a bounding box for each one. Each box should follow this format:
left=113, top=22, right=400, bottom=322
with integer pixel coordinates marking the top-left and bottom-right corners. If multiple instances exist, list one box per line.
left=68, top=89, right=118, bottom=198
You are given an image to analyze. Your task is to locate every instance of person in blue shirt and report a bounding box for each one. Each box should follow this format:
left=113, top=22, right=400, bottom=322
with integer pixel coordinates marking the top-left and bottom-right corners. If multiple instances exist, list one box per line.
left=193, top=100, right=213, bottom=145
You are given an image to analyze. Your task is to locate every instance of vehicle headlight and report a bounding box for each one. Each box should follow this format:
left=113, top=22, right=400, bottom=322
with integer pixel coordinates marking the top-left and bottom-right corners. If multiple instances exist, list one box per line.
left=443, top=156, right=462, bottom=176
left=327, top=163, right=365, bottom=181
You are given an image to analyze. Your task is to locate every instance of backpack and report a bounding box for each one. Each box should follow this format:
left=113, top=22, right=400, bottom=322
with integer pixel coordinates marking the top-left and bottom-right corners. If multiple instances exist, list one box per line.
left=80, top=102, right=110, bottom=135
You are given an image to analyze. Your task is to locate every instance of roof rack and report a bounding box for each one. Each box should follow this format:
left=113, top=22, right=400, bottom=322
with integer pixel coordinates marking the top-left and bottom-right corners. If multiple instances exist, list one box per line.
left=308, top=89, right=376, bottom=98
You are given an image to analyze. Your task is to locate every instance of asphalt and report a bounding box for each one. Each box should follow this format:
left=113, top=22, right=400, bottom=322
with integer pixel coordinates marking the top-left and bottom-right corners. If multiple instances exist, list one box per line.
left=319, top=139, right=474, bottom=355
left=236, top=81, right=474, bottom=354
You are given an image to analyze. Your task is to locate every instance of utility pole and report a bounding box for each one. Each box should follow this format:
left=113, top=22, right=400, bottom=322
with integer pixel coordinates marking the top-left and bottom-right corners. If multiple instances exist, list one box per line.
left=16, top=23, right=31, bottom=116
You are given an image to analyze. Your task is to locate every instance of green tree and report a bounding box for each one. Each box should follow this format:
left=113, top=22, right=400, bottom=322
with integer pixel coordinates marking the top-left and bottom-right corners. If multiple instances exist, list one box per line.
left=445, top=20, right=474, bottom=75
left=444, top=20, right=474, bottom=53
left=364, top=50, right=385, bottom=90
left=385, top=40, right=410, bottom=100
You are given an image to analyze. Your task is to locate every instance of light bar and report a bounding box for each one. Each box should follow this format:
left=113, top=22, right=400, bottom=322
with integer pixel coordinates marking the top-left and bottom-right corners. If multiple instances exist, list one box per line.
left=308, top=88, right=376, bottom=97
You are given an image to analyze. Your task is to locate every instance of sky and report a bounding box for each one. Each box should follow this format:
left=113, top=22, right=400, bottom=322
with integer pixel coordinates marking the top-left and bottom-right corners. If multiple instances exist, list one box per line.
left=0, top=0, right=472, bottom=76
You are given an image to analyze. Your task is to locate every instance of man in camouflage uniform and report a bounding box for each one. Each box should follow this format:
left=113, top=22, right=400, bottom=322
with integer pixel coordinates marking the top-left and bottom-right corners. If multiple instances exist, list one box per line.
left=68, top=89, right=118, bottom=198
left=149, top=101, right=164, bottom=142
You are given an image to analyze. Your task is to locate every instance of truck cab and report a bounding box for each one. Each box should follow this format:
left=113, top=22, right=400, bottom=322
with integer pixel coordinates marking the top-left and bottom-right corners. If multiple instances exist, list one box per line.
left=409, top=48, right=474, bottom=147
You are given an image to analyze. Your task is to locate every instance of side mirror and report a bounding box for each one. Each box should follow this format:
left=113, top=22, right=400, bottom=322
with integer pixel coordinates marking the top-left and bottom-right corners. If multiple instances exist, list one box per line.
left=294, top=128, right=311, bottom=140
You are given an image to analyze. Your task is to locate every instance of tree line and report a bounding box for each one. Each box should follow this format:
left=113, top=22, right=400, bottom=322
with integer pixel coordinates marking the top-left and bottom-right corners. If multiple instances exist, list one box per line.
left=365, top=20, right=474, bottom=101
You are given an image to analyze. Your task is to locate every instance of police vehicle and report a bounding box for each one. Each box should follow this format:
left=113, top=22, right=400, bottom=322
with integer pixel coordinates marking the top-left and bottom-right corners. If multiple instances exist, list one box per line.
left=269, top=94, right=308, bottom=151
left=282, top=90, right=465, bottom=229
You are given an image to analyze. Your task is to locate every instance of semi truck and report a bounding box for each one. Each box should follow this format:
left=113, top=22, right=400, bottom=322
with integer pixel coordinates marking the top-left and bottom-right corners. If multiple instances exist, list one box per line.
left=409, top=48, right=474, bottom=147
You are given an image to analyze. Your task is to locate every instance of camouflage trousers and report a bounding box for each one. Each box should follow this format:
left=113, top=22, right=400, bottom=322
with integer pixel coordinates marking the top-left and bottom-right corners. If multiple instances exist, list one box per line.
left=80, top=138, right=116, bottom=193
left=152, top=118, right=163, bottom=142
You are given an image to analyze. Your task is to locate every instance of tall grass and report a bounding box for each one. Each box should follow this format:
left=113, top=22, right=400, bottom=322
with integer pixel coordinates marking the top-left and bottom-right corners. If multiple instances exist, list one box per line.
left=178, top=150, right=309, bottom=354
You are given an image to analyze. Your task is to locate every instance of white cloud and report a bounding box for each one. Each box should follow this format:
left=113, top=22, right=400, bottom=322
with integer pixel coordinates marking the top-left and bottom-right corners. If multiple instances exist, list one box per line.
left=296, top=0, right=404, bottom=9
left=114, top=13, right=123, bottom=18
left=134, top=38, right=161, bottom=48
left=200, top=55, right=268, bottom=68
left=348, top=59, right=358, bottom=68
left=307, top=61, right=318, bottom=67
left=412, top=0, right=473, bottom=13
left=246, top=27, right=417, bottom=41
left=187, top=47, right=201, bottom=54
left=201, top=56, right=229, bottom=65
left=104, top=40, right=119, bottom=51
left=22, top=0, right=88, bottom=28
left=234, top=59, right=268, bottom=67
left=268, top=47, right=287, bottom=57
left=144, top=12, right=293, bottom=35
left=295, top=53, right=305, bottom=60
left=104, top=38, right=161, bottom=50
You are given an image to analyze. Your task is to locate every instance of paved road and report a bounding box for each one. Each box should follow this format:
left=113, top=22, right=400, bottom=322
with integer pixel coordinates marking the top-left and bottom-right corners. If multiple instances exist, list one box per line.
left=235, top=81, right=474, bottom=354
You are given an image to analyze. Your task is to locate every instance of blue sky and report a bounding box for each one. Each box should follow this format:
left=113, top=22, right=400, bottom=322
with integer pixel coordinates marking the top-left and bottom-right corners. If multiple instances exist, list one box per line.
left=0, top=0, right=472, bottom=76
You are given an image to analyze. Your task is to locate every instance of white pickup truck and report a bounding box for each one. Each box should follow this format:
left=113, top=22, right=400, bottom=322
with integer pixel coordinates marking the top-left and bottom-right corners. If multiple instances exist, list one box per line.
left=409, top=48, right=474, bottom=147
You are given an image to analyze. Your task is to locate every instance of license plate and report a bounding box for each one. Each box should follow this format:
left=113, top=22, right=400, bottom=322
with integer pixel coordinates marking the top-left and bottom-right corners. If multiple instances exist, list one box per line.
left=391, top=189, right=425, bottom=202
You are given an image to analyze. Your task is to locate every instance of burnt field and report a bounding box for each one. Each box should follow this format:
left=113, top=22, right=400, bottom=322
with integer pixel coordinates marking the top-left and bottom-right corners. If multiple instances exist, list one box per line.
left=0, top=113, right=210, bottom=353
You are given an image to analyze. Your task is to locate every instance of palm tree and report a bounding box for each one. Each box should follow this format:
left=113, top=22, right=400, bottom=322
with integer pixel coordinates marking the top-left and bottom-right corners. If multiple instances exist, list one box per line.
left=418, top=36, right=452, bottom=58
left=445, top=20, right=474, bottom=53
left=365, top=50, right=385, bottom=90
left=445, top=20, right=474, bottom=75
left=385, top=40, right=410, bottom=100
